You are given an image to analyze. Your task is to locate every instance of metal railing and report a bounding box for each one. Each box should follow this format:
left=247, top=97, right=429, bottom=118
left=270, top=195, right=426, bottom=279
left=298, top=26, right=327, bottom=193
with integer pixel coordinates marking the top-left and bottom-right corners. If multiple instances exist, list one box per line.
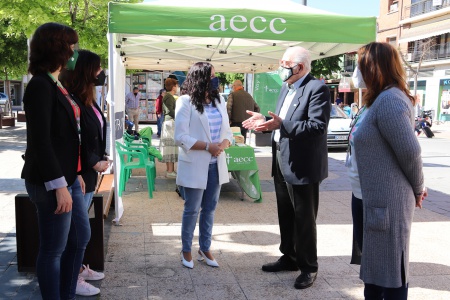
left=407, top=42, right=450, bottom=62
left=403, top=0, right=450, bottom=19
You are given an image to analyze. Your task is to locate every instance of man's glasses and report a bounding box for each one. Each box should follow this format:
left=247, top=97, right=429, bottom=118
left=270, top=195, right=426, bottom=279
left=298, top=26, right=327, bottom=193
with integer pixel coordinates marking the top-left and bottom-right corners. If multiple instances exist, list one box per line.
left=279, top=60, right=301, bottom=68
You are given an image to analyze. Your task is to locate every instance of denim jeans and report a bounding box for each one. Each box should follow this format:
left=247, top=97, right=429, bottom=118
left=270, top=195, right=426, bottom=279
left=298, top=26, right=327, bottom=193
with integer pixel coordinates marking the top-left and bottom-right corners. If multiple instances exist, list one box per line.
left=157, top=114, right=164, bottom=136
left=181, top=163, right=220, bottom=253
left=26, top=178, right=91, bottom=300
left=83, top=191, right=94, bottom=212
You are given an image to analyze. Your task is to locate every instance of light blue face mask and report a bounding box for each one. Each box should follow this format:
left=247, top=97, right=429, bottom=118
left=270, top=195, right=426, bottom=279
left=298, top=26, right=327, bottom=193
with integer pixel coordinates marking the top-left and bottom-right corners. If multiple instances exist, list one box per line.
left=66, top=49, right=79, bottom=71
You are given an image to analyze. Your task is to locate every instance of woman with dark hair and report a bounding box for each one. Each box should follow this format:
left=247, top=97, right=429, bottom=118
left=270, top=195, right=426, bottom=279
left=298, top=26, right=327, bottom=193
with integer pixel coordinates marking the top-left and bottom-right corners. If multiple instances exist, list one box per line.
left=21, top=22, right=91, bottom=299
left=174, top=62, right=233, bottom=269
left=60, top=49, right=108, bottom=296
left=351, top=42, right=427, bottom=299
left=160, top=78, right=179, bottom=177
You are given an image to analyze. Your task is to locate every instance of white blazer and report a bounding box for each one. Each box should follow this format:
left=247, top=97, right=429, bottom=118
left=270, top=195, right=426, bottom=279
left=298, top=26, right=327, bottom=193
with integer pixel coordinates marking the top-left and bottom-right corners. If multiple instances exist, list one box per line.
left=174, top=95, right=233, bottom=189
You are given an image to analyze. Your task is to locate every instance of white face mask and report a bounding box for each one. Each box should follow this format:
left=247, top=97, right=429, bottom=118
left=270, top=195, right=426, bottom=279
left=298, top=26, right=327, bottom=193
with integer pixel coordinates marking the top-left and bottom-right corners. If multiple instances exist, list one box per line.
left=352, top=66, right=366, bottom=89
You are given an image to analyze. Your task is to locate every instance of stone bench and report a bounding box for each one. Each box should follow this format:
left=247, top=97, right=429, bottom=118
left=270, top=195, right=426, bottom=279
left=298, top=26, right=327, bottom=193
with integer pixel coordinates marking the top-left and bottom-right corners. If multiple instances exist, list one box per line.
left=0, top=113, right=15, bottom=129
left=15, top=174, right=114, bottom=272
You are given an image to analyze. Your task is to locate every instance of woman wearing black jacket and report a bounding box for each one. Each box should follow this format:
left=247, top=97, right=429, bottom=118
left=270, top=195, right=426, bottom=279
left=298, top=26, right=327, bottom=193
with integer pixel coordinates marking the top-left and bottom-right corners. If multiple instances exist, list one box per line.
left=21, top=23, right=92, bottom=299
left=60, top=49, right=108, bottom=296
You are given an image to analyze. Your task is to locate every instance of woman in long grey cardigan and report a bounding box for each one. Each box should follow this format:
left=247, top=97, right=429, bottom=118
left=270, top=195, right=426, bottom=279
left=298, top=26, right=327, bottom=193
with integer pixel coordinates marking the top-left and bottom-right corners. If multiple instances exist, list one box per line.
left=352, top=42, right=428, bottom=299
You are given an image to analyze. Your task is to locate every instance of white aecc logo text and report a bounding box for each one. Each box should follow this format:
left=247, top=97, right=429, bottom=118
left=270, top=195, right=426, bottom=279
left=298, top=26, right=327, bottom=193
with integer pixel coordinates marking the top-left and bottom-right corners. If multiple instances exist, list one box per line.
left=209, top=15, right=287, bottom=34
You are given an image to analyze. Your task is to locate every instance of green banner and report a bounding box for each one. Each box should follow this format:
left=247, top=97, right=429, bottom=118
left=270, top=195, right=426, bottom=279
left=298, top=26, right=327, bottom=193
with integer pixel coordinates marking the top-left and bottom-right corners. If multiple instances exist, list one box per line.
left=253, top=72, right=282, bottom=117
left=109, top=3, right=376, bottom=44
left=225, top=146, right=258, bottom=171
left=224, top=145, right=262, bottom=202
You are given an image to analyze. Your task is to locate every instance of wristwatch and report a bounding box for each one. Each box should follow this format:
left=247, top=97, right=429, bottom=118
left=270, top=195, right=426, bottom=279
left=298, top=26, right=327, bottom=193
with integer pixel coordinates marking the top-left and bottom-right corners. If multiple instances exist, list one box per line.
left=205, top=142, right=209, bottom=151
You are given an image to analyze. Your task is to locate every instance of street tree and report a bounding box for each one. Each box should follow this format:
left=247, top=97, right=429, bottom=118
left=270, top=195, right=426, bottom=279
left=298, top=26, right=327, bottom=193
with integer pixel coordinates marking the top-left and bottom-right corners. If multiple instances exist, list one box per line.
left=0, top=0, right=142, bottom=111
left=310, top=55, right=342, bottom=79
left=399, top=38, right=436, bottom=98
left=0, top=20, right=28, bottom=115
left=216, top=72, right=244, bottom=91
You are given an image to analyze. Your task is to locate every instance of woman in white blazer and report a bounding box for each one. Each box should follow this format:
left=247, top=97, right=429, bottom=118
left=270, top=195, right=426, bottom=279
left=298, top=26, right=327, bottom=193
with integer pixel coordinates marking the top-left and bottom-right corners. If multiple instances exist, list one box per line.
left=174, top=62, right=233, bottom=269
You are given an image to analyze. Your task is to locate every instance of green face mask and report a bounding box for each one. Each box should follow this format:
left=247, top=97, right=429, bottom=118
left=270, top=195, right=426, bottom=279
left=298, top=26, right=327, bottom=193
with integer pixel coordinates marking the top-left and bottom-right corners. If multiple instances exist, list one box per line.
left=66, top=49, right=79, bottom=71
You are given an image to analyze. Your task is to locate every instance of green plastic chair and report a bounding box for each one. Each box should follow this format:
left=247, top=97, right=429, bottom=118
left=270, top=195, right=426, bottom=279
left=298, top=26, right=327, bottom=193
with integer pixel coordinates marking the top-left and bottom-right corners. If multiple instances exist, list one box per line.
left=121, top=140, right=158, bottom=180
left=115, top=141, right=155, bottom=199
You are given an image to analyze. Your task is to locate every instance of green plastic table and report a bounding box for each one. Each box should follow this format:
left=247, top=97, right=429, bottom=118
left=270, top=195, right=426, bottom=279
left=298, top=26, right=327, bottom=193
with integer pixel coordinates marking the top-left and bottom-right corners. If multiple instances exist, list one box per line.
left=224, top=145, right=262, bottom=202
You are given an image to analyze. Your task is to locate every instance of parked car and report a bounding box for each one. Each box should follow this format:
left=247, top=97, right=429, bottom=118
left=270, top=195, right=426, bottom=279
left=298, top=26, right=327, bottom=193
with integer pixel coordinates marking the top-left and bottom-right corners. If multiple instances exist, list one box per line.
left=0, top=92, right=10, bottom=114
left=327, top=104, right=352, bottom=148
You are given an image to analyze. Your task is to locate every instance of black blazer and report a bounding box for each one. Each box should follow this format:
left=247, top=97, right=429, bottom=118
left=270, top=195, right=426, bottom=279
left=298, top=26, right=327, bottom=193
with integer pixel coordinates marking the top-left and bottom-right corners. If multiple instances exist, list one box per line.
left=74, top=96, right=107, bottom=193
left=271, top=74, right=331, bottom=185
left=21, top=74, right=80, bottom=187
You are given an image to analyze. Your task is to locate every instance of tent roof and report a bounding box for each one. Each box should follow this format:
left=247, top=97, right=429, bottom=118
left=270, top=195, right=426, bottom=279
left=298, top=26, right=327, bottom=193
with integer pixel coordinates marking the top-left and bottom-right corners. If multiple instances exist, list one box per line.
left=108, top=0, right=376, bottom=73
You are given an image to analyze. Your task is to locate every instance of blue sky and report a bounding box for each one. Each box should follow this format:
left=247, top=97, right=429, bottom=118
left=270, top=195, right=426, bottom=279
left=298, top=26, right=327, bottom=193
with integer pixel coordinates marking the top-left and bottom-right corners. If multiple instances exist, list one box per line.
left=307, top=0, right=379, bottom=17
left=142, top=0, right=380, bottom=17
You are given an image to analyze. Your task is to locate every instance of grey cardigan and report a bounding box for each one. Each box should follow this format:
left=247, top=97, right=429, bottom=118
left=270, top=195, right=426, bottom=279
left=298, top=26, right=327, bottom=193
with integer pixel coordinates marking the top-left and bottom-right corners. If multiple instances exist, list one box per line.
left=353, top=87, right=424, bottom=288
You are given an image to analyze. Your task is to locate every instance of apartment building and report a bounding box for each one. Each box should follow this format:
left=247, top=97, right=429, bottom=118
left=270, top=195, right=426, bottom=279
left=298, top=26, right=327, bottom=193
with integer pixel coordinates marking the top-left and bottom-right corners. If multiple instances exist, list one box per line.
left=377, top=0, right=450, bottom=121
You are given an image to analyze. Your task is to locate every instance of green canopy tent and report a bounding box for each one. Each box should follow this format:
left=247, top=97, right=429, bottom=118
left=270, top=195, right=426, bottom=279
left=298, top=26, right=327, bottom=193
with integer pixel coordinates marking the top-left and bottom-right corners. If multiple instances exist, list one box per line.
left=107, top=0, right=376, bottom=221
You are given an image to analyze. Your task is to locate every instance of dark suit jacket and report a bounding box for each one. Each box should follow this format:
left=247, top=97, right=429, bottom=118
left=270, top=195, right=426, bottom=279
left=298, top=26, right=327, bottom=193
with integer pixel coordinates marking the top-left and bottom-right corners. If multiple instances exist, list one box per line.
left=271, top=74, right=331, bottom=185
left=74, top=97, right=107, bottom=193
left=21, top=74, right=80, bottom=187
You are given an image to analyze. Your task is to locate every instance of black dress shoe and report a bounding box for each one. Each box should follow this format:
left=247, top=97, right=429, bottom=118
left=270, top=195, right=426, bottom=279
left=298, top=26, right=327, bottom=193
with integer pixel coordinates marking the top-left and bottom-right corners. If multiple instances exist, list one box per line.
left=262, top=257, right=298, bottom=272
left=294, top=272, right=317, bottom=289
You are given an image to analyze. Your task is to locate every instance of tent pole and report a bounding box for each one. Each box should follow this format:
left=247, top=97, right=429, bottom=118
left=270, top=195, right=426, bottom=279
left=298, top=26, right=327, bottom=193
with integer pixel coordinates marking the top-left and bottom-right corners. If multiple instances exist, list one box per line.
left=108, top=33, right=121, bottom=225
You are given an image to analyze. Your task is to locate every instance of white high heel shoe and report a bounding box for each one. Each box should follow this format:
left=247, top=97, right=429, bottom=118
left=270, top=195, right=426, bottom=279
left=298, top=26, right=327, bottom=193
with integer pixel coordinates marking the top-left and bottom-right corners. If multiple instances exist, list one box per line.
left=181, top=252, right=194, bottom=269
left=197, top=250, right=219, bottom=267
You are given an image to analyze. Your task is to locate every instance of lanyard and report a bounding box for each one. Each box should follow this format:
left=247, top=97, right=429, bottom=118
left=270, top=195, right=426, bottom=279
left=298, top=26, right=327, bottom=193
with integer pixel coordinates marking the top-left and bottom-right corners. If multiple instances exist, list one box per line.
left=47, top=72, right=81, bottom=136
left=47, top=72, right=82, bottom=172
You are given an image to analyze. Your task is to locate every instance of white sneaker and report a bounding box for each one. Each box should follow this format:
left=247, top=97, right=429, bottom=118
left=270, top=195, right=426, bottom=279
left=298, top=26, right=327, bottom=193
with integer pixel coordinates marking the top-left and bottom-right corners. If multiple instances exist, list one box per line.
left=80, top=264, right=105, bottom=281
left=166, top=171, right=177, bottom=178
left=76, top=276, right=100, bottom=296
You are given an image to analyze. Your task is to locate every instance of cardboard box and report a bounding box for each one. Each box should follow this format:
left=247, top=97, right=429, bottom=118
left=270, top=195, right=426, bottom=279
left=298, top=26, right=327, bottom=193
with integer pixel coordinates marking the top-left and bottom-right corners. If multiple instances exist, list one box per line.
left=231, top=127, right=241, bottom=135
left=234, top=135, right=245, bottom=144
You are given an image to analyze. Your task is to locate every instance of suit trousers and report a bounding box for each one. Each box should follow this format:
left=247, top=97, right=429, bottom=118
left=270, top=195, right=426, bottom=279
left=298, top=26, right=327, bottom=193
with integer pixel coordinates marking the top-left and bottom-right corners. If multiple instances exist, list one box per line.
left=274, top=150, right=319, bottom=273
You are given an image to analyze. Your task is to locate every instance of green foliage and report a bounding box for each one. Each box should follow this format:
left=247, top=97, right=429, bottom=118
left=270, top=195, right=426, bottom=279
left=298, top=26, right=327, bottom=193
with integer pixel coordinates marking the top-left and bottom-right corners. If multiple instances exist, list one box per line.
left=0, top=20, right=28, bottom=80
left=216, top=72, right=244, bottom=90
left=310, top=55, right=342, bottom=79
left=0, top=0, right=143, bottom=79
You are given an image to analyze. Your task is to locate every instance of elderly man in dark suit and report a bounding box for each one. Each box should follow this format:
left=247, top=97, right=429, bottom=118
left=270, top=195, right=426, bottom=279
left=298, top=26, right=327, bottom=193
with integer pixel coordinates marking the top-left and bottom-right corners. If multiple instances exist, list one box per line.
left=243, top=46, right=331, bottom=289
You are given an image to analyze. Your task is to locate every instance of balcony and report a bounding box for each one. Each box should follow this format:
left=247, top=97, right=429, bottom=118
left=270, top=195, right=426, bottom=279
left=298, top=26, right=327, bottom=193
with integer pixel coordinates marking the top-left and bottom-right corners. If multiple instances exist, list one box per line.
left=407, top=43, right=450, bottom=63
left=403, top=0, right=450, bottom=20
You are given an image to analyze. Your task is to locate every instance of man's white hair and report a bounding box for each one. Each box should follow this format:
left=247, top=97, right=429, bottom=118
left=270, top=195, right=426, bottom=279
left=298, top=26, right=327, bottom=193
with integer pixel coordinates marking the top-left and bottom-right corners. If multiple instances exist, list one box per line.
left=283, top=46, right=311, bottom=72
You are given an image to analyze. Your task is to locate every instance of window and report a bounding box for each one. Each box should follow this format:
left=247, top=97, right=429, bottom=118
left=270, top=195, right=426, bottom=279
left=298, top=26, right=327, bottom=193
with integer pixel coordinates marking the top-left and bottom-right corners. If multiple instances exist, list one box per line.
left=389, top=0, right=399, bottom=12
left=387, top=37, right=397, bottom=46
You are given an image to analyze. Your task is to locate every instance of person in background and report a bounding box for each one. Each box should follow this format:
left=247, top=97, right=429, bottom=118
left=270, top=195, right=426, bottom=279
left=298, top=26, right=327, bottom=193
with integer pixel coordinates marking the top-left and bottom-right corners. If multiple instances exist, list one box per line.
left=243, top=46, right=331, bottom=290
left=125, top=87, right=141, bottom=132
left=226, top=79, right=260, bottom=142
left=155, top=88, right=166, bottom=137
left=21, top=22, right=90, bottom=299
left=125, top=114, right=134, bottom=131
left=335, top=96, right=343, bottom=106
left=60, top=49, right=109, bottom=296
left=175, top=62, right=232, bottom=269
left=160, top=78, right=179, bottom=178
left=352, top=42, right=427, bottom=300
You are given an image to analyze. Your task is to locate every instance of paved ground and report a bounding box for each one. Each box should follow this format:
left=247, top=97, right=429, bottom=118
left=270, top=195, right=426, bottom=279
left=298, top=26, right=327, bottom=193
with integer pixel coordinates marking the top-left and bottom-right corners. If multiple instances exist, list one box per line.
left=1, top=120, right=450, bottom=299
